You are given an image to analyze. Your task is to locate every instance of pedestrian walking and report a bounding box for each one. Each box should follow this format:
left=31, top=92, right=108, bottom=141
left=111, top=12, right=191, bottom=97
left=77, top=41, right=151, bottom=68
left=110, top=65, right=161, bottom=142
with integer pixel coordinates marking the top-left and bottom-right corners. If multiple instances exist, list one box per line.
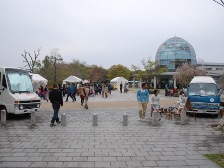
left=39, top=85, right=48, bottom=102
left=101, top=82, right=105, bottom=98
left=120, top=82, right=123, bottom=93
left=72, top=83, right=77, bottom=101
left=65, top=83, right=75, bottom=102
left=49, top=83, right=63, bottom=127
left=104, top=83, right=109, bottom=98
left=137, top=82, right=149, bottom=122
left=83, top=84, right=90, bottom=109
left=79, top=84, right=85, bottom=106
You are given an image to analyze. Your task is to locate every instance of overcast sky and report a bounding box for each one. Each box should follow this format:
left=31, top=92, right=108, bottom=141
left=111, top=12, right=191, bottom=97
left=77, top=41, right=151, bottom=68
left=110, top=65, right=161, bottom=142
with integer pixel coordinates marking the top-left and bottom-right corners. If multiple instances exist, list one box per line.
left=0, top=0, right=223, bottom=70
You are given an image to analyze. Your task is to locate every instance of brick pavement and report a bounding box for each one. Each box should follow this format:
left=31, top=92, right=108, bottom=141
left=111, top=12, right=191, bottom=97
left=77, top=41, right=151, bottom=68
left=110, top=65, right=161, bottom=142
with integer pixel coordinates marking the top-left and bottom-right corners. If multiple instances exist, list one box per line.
left=0, top=90, right=223, bottom=168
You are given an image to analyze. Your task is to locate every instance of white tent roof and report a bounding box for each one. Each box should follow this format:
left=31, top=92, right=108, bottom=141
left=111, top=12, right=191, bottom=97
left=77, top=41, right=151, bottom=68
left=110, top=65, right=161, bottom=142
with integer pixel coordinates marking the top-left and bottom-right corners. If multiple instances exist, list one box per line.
left=82, top=79, right=89, bottom=84
left=30, top=73, right=48, bottom=84
left=111, top=76, right=128, bottom=83
left=63, top=75, right=82, bottom=83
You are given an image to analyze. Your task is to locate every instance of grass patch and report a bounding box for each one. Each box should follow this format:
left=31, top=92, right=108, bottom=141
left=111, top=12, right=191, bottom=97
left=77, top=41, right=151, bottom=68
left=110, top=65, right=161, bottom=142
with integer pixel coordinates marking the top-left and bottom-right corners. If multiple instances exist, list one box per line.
left=204, top=154, right=224, bottom=168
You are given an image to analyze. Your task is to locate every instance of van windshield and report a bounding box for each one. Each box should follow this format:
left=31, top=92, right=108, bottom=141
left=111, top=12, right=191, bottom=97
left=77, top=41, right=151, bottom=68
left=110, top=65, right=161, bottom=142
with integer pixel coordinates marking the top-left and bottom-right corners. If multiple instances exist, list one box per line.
left=5, top=68, right=34, bottom=93
left=188, top=83, right=218, bottom=96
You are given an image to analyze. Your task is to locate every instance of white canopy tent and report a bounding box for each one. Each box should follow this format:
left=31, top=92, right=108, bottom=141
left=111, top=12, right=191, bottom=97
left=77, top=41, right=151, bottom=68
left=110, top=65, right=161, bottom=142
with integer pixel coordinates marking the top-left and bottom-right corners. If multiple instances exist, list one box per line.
left=30, top=73, right=48, bottom=91
left=63, top=75, right=82, bottom=84
left=82, top=79, right=89, bottom=84
left=111, top=76, right=128, bottom=83
left=110, top=76, right=128, bottom=91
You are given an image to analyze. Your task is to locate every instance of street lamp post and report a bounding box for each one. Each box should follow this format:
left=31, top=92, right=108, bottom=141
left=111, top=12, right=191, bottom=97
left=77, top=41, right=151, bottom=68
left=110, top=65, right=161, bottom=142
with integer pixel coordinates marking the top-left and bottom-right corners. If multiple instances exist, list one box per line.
left=54, top=56, right=63, bottom=84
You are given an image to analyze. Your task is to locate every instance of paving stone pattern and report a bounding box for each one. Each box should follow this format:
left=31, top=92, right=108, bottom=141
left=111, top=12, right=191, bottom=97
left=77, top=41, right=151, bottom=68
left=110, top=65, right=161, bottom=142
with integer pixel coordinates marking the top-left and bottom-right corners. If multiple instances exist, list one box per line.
left=0, top=107, right=223, bottom=168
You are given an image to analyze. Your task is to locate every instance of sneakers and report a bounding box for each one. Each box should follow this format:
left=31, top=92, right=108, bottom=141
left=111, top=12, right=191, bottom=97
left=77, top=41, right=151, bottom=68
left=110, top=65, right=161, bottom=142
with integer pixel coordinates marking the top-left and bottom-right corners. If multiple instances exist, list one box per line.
left=158, top=118, right=161, bottom=121
left=57, top=121, right=61, bottom=124
left=142, top=118, right=146, bottom=122
left=50, top=123, right=54, bottom=127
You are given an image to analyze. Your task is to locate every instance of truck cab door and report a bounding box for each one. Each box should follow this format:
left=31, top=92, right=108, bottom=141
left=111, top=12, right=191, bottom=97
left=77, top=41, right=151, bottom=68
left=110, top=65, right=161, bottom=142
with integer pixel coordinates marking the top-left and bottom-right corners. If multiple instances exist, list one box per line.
left=0, top=74, right=9, bottom=106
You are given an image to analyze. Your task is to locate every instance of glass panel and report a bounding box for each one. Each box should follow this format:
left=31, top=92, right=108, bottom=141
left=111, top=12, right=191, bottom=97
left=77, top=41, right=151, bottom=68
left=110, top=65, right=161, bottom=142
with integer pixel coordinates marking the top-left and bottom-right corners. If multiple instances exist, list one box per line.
left=188, top=83, right=218, bottom=96
left=5, top=69, right=34, bottom=93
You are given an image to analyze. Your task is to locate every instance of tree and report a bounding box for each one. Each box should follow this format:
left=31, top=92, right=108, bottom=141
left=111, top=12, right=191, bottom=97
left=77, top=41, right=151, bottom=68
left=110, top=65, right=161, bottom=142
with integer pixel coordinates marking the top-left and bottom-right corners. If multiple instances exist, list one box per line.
left=21, top=48, right=41, bottom=73
left=141, top=58, right=167, bottom=80
left=89, top=65, right=108, bottom=82
left=107, top=64, right=131, bottom=80
left=39, top=55, right=55, bottom=86
left=174, top=63, right=207, bottom=88
left=39, top=54, right=66, bottom=86
left=212, top=0, right=224, bottom=7
left=131, top=58, right=167, bottom=83
left=130, top=64, right=144, bottom=81
left=69, top=59, right=89, bottom=80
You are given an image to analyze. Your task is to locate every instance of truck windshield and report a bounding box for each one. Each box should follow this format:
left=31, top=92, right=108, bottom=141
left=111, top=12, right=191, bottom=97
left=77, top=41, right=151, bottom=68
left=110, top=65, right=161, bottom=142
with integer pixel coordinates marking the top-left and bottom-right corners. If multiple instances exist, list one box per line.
left=5, top=68, right=34, bottom=93
left=188, top=83, right=218, bottom=96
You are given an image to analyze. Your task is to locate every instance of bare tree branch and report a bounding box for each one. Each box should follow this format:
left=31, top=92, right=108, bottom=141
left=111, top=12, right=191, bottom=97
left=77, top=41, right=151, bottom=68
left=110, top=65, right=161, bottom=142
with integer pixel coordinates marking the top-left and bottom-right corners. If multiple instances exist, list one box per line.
left=213, top=0, right=224, bottom=7
left=21, top=51, right=32, bottom=72
left=21, top=48, right=41, bottom=73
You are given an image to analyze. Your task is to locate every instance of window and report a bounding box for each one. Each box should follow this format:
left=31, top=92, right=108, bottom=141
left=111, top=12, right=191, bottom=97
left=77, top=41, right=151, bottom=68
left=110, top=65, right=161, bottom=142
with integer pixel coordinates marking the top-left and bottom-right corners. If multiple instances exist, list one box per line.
left=2, top=75, right=7, bottom=88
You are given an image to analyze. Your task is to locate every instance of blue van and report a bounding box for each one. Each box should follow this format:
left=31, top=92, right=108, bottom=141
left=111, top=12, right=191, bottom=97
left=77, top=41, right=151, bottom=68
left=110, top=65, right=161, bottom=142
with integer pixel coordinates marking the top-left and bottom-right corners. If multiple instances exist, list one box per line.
left=186, top=76, right=222, bottom=117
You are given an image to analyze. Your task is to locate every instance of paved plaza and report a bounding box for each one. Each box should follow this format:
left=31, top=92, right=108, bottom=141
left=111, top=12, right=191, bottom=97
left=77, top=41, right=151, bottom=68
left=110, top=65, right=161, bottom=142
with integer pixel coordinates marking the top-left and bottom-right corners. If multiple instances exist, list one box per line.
left=0, top=91, right=223, bottom=168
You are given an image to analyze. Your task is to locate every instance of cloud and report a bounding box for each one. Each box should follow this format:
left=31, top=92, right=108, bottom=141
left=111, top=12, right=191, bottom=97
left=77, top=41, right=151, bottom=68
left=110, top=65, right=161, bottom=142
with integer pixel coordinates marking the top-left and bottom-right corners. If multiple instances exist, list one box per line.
left=0, top=0, right=223, bottom=69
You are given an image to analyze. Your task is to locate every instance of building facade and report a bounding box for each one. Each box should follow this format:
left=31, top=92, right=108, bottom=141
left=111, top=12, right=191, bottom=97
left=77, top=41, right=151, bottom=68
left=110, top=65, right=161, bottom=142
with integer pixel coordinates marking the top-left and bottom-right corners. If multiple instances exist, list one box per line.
left=153, top=36, right=224, bottom=89
left=155, top=36, right=197, bottom=72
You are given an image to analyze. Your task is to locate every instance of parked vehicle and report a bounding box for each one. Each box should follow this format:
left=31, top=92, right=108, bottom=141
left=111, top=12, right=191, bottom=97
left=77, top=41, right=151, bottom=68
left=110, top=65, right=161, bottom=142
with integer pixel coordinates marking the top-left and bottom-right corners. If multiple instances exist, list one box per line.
left=186, top=76, right=222, bottom=117
left=0, top=67, right=41, bottom=117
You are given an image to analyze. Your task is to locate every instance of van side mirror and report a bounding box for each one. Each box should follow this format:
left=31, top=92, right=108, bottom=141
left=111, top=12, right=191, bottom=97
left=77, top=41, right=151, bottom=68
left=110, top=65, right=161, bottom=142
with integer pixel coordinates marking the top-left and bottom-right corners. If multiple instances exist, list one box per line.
left=219, top=89, right=223, bottom=95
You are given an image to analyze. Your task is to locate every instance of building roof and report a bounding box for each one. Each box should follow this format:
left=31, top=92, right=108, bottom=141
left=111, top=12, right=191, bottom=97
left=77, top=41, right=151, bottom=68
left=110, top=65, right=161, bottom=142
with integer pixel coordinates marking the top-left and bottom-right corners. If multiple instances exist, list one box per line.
left=190, top=76, right=216, bottom=84
left=197, top=62, right=224, bottom=66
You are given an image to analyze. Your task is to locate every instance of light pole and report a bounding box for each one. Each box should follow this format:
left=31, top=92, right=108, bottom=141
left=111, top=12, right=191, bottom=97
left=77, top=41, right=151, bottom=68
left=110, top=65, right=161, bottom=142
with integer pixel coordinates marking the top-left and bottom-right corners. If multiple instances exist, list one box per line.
left=54, top=55, right=63, bottom=84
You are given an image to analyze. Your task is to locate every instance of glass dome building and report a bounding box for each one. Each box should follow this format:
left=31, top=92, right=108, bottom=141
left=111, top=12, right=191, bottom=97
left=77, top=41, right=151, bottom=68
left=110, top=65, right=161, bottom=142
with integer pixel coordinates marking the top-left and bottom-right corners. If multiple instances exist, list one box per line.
left=155, top=37, right=197, bottom=72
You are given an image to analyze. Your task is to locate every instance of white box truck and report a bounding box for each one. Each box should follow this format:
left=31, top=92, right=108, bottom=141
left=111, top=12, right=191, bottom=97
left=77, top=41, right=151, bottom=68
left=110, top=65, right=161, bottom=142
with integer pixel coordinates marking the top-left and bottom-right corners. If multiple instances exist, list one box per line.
left=0, top=67, right=41, bottom=117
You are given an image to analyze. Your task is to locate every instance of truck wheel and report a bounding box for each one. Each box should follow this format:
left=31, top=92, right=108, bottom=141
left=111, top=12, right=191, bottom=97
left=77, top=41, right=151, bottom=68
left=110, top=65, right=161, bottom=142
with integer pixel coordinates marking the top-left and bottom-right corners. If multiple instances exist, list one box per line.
left=24, top=113, right=31, bottom=117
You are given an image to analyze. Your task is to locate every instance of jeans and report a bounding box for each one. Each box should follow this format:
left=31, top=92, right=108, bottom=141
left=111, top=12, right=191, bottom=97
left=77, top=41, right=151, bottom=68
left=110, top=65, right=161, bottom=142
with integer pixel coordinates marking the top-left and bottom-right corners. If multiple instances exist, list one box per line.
left=51, top=108, right=60, bottom=123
